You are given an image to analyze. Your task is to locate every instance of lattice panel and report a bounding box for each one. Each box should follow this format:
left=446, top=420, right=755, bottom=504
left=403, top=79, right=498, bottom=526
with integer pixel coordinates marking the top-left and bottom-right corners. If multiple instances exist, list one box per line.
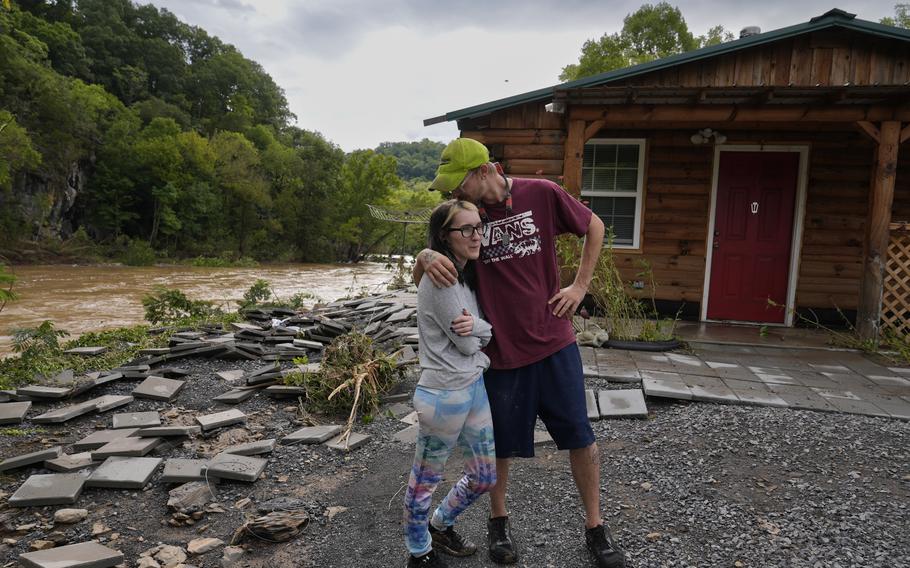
left=882, top=229, right=910, bottom=340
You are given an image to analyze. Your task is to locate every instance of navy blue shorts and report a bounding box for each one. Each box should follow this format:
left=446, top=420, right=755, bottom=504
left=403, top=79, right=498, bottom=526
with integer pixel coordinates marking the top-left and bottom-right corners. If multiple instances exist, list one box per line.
left=484, top=342, right=595, bottom=458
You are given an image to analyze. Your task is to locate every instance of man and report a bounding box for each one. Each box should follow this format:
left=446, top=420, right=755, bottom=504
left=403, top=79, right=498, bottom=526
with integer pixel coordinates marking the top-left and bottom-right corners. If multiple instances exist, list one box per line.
left=412, top=138, right=625, bottom=568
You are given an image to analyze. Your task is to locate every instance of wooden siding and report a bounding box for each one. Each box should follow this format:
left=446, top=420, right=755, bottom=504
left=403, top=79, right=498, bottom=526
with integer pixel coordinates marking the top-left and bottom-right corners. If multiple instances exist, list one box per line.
left=621, top=31, right=910, bottom=88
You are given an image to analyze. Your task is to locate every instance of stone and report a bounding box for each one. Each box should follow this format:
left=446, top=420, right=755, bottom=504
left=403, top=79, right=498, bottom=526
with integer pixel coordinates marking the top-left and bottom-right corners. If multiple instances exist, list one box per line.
left=212, top=388, right=257, bottom=404
left=187, top=538, right=224, bottom=555
left=0, top=401, right=31, bottom=424
left=160, top=459, right=209, bottom=483
left=136, top=557, right=160, bottom=568
left=91, top=437, right=162, bottom=459
left=31, top=401, right=98, bottom=424
left=223, top=439, right=276, bottom=456
left=19, top=541, right=123, bottom=568
left=44, top=453, right=96, bottom=473
left=216, top=370, right=245, bottom=382
left=84, top=395, right=133, bottom=413
left=54, top=508, right=89, bottom=524
left=392, top=424, right=418, bottom=444
left=86, top=456, right=162, bottom=489
left=149, top=544, right=187, bottom=568
left=136, top=425, right=201, bottom=438
left=206, top=453, right=267, bottom=482
left=132, top=376, right=185, bottom=402
left=585, top=389, right=600, bottom=420
left=597, top=389, right=648, bottom=418
left=167, top=481, right=217, bottom=511
left=325, top=432, right=370, bottom=451
left=64, top=346, right=107, bottom=356
left=8, top=473, right=86, bottom=507
left=0, top=446, right=63, bottom=472
left=16, top=385, right=72, bottom=399
left=280, top=424, right=343, bottom=445
left=221, top=545, right=244, bottom=567
left=112, top=411, right=160, bottom=429
left=73, top=429, right=141, bottom=451
left=196, top=409, right=246, bottom=432
left=30, top=540, right=56, bottom=550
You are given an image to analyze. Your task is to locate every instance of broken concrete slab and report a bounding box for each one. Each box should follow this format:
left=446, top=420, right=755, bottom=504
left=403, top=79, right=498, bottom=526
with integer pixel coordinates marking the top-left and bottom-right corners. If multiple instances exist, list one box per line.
left=63, top=346, right=108, bottom=356
left=213, top=388, right=258, bottom=404
left=31, top=400, right=99, bottom=424
left=585, top=389, right=600, bottom=420
left=16, top=385, right=73, bottom=399
left=160, top=459, right=209, bottom=483
left=44, top=452, right=96, bottom=473
left=597, top=390, right=648, bottom=418
left=18, top=540, right=123, bottom=568
left=112, top=411, right=161, bottom=429
left=73, top=428, right=142, bottom=451
left=196, top=409, right=246, bottom=432
left=167, top=480, right=217, bottom=511
left=136, top=425, right=201, bottom=438
left=325, top=432, right=370, bottom=451
left=0, top=446, right=63, bottom=472
left=85, top=395, right=133, bottom=413
left=205, top=452, right=267, bottom=482
left=223, top=439, right=276, bottom=456
left=8, top=472, right=87, bottom=506
left=0, top=401, right=31, bottom=424
left=132, top=376, right=185, bottom=402
left=642, top=373, right=694, bottom=401
left=86, top=456, right=162, bottom=489
left=91, top=437, right=162, bottom=459
left=216, top=370, right=245, bottom=382
left=280, top=425, right=343, bottom=445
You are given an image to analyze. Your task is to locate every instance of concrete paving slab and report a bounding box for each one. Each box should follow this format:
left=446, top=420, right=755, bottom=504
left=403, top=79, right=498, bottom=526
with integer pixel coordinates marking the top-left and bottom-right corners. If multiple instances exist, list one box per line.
left=91, top=436, right=162, bottom=459
left=667, top=353, right=706, bottom=368
left=8, top=472, right=86, bottom=506
left=18, top=541, right=124, bottom=568
left=280, top=425, right=343, bottom=445
left=73, top=429, right=141, bottom=451
left=293, top=339, right=325, bottom=350
left=213, top=388, right=257, bottom=404
left=0, top=401, right=31, bottom=424
left=64, top=346, right=108, bottom=356
left=597, top=389, right=648, bottom=417
left=392, top=424, right=418, bottom=444
left=642, top=376, right=694, bottom=401
left=263, top=386, right=307, bottom=397
left=579, top=347, right=599, bottom=378
left=785, top=372, right=840, bottom=389
left=681, top=374, right=741, bottom=403
left=223, top=439, right=276, bottom=456
left=534, top=429, right=554, bottom=446
left=31, top=401, right=98, bottom=424
left=866, top=375, right=910, bottom=388
left=136, top=425, right=201, bottom=438
left=766, top=385, right=838, bottom=412
left=729, top=388, right=790, bottom=408
left=206, top=452, right=266, bottom=482
left=809, top=363, right=851, bottom=373
left=325, top=432, right=371, bottom=451
left=888, top=367, right=910, bottom=375
left=17, top=385, right=73, bottom=399
left=85, top=395, right=133, bottom=413
left=385, top=402, right=412, bottom=418
left=400, top=411, right=419, bottom=425
left=86, top=456, right=162, bottom=489
left=819, top=396, right=891, bottom=418
left=597, top=366, right=642, bottom=383
left=44, top=452, right=96, bottom=473
left=216, top=370, right=245, bottom=382
left=132, top=376, right=185, bottom=402
left=0, top=446, right=63, bottom=472
left=112, top=411, right=161, bottom=429
left=860, top=394, right=910, bottom=420
left=584, top=389, right=600, bottom=420
left=196, top=408, right=246, bottom=431
left=160, top=458, right=208, bottom=483
left=811, top=388, right=863, bottom=400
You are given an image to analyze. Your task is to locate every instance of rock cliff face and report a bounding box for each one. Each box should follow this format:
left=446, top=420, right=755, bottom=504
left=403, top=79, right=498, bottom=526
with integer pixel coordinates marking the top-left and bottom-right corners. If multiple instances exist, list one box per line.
left=6, top=162, right=86, bottom=240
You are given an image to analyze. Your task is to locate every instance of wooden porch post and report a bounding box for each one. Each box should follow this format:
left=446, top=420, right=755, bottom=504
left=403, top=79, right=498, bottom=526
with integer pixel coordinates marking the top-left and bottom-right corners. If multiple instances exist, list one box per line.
left=857, top=121, right=901, bottom=340
left=563, top=119, right=586, bottom=197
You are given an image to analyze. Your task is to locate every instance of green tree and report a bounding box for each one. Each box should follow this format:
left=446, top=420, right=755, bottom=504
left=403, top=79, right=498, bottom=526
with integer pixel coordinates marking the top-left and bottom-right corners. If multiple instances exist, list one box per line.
left=881, top=4, right=910, bottom=28
left=0, top=110, right=41, bottom=192
left=560, top=2, right=732, bottom=81
left=375, top=139, right=446, bottom=180
left=210, top=130, right=270, bottom=256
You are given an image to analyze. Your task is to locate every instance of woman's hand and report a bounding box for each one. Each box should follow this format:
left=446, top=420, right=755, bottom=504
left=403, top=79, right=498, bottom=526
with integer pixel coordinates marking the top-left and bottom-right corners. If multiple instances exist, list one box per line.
left=451, top=308, right=474, bottom=336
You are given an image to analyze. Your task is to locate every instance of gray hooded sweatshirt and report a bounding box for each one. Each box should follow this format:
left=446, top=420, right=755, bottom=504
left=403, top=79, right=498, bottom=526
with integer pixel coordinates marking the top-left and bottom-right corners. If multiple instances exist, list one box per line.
left=416, top=276, right=492, bottom=390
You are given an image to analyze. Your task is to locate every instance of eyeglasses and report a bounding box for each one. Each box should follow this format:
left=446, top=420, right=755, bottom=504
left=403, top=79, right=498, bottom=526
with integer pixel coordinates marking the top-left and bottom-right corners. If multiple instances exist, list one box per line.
left=443, top=170, right=476, bottom=198
left=447, top=223, right=486, bottom=238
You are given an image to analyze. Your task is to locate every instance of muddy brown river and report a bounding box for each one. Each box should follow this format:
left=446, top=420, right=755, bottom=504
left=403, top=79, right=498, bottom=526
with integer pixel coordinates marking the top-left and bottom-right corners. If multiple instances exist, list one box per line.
left=0, top=263, right=399, bottom=355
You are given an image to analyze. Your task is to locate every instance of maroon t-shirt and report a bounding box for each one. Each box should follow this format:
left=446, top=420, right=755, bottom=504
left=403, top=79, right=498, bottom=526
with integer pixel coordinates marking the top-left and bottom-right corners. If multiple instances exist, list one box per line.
left=475, top=177, right=593, bottom=370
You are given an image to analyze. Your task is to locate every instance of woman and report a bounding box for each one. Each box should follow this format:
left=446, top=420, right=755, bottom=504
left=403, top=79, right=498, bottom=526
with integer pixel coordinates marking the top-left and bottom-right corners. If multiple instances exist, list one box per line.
left=402, top=200, right=496, bottom=568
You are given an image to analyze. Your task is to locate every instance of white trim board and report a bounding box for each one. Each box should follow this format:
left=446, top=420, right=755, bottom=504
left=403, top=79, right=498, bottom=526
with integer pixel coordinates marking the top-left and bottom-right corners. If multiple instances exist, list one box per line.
left=700, top=145, right=809, bottom=327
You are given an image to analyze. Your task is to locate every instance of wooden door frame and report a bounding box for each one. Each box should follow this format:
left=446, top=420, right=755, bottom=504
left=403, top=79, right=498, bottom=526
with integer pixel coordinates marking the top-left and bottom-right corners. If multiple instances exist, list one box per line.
left=701, top=145, right=810, bottom=326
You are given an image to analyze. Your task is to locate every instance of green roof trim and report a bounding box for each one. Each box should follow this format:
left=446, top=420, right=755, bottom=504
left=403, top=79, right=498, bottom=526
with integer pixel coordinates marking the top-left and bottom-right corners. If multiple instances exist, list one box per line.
left=424, top=9, right=910, bottom=126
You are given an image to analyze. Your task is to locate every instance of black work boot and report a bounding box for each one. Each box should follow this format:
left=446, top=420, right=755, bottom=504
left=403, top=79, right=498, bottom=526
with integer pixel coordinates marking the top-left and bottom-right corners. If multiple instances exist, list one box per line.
left=406, top=549, right=448, bottom=568
left=584, top=524, right=626, bottom=568
left=487, top=516, right=518, bottom=564
left=429, top=524, right=477, bottom=557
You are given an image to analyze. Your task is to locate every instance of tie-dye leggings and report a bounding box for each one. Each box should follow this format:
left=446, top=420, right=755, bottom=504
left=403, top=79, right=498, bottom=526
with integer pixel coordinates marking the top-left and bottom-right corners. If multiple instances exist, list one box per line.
left=403, top=376, right=497, bottom=556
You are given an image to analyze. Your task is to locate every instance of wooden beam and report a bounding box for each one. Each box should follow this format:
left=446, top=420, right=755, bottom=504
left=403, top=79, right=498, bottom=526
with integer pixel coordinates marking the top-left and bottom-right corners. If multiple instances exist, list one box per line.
left=568, top=104, right=910, bottom=123
left=901, top=124, right=910, bottom=144
left=562, top=119, right=586, bottom=197
left=584, top=120, right=606, bottom=142
left=856, top=121, right=881, bottom=144
left=857, top=121, right=901, bottom=341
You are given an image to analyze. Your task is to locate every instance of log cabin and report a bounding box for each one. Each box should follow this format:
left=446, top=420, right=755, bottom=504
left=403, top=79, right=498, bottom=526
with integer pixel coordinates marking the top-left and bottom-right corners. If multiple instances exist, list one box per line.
left=424, top=9, right=910, bottom=339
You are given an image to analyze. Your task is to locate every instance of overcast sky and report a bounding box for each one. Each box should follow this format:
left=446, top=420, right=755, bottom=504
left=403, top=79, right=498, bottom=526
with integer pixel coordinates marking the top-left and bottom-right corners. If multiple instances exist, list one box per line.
left=145, top=0, right=901, bottom=152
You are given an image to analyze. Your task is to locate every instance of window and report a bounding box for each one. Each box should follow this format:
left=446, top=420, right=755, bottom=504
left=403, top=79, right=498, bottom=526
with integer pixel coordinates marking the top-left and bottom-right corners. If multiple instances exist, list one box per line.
left=581, top=139, right=645, bottom=248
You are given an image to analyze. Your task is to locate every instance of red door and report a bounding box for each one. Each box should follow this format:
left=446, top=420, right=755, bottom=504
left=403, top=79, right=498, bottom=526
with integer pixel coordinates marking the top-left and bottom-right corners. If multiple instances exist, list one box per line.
left=707, top=151, right=799, bottom=323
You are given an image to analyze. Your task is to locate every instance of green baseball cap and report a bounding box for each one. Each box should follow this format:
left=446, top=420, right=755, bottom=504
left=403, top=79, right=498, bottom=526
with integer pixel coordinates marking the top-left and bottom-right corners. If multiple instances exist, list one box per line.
left=430, top=138, right=490, bottom=192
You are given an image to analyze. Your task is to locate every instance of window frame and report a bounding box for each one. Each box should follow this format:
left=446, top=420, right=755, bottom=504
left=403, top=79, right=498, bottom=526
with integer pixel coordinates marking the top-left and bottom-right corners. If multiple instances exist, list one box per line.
left=580, top=137, right=646, bottom=250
